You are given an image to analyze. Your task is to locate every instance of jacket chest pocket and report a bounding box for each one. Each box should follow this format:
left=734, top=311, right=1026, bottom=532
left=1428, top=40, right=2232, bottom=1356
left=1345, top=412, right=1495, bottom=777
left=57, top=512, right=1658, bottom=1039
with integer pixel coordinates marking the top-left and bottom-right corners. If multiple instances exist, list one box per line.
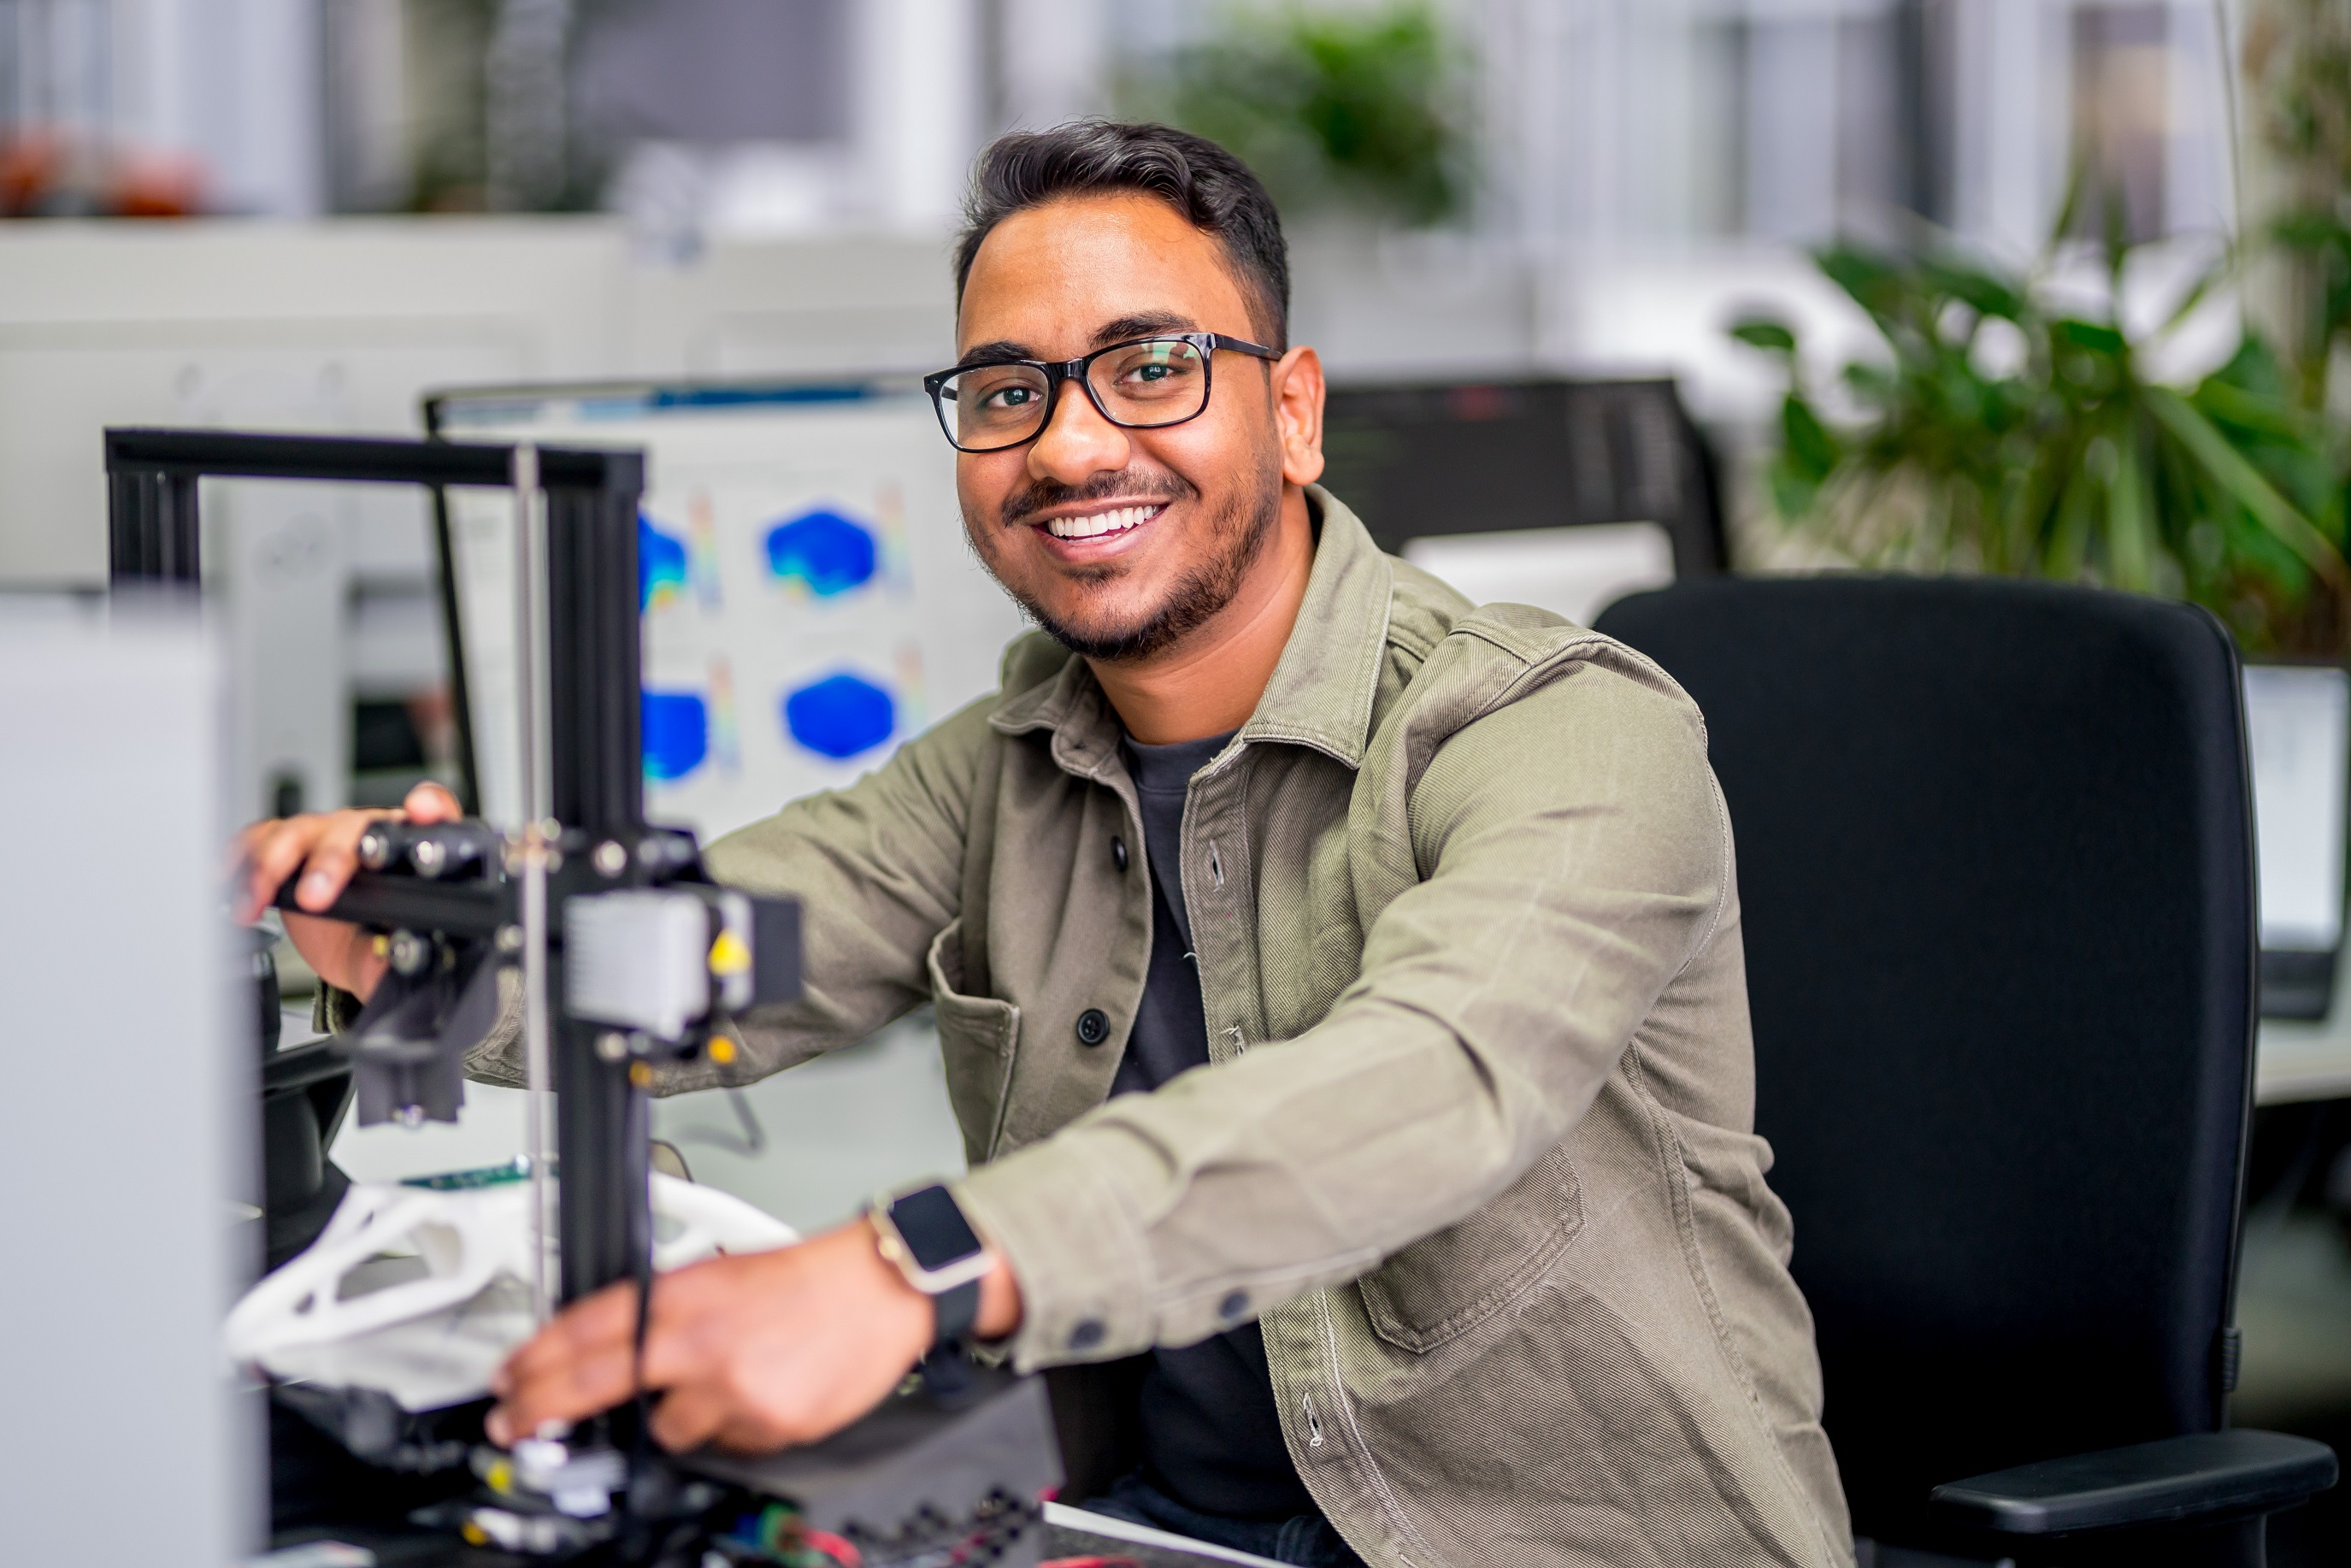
left=926, top=918, right=1021, bottom=1166
left=1358, top=1141, right=1585, bottom=1353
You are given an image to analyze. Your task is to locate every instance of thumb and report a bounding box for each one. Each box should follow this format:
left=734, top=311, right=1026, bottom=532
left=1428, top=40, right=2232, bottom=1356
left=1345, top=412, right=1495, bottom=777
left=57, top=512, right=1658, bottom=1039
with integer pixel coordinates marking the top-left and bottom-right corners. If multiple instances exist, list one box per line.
left=404, top=781, right=463, bottom=822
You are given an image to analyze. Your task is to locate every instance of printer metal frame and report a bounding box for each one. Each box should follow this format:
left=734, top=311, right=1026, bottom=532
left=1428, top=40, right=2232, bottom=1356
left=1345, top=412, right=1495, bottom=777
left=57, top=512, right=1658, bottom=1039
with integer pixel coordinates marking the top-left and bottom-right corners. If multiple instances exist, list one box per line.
left=105, top=427, right=653, bottom=1307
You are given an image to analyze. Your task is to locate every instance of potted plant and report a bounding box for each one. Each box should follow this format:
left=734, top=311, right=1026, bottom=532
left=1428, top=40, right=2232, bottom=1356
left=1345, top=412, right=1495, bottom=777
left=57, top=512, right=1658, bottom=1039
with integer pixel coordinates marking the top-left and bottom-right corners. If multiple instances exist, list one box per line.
left=1121, top=2, right=1471, bottom=231
left=1731, top=1, right=2351, bottom=657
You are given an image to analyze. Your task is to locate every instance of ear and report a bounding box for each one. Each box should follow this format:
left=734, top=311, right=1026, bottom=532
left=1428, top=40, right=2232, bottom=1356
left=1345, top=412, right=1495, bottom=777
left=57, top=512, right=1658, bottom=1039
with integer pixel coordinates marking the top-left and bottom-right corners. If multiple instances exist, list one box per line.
left=1270, top=345, right=1326, bottom=490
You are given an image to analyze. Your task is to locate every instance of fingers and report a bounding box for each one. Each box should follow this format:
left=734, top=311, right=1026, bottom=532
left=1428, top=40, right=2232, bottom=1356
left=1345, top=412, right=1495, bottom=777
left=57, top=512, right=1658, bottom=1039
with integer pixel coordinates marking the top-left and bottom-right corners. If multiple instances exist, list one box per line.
left=235, top=811, right=380, bottom=922
left=498, top=1281, right=639, bottom=1391
left=483, top=1237, right=924, bottom=1460
left=298, top=808, right=408, bottom=912
left=645, top=1382, right=734, bottom=1454
left=487, top=1284, right=645, bottom=1445
left=404, top=781, right=463, bottom=822
left=238, top=816, right=332, bottom=924
left=231, top=784, right=462, bottom=923
left=486, top=1265, right=756, bottom=1447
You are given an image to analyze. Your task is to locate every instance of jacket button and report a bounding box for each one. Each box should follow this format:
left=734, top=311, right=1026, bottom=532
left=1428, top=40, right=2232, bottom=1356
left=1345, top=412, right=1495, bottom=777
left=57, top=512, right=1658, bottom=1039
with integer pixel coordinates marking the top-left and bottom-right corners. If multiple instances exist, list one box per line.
left=1111, top=836, right=1128, bottom=871
left=1075, top=1008, right=1111, bottom=1046
left=1220, top=1289, right=1250, bottom=1322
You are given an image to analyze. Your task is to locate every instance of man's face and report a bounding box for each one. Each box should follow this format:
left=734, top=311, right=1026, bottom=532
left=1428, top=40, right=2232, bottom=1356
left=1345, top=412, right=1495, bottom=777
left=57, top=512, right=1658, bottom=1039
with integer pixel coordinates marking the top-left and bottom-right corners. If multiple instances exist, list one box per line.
left=952, top=192, right=1309, bottom=662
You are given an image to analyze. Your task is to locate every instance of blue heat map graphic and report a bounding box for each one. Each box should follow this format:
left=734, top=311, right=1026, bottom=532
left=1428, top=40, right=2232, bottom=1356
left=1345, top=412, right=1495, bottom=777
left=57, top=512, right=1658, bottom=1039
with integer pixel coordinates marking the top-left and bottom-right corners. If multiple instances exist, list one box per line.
left=642, top=690, right=708, bottom=781
left=764, top=508, right=878, bottom=598
left=783, top=672, right=895, bottom=760
left=640, top=514, right=689, bottom=611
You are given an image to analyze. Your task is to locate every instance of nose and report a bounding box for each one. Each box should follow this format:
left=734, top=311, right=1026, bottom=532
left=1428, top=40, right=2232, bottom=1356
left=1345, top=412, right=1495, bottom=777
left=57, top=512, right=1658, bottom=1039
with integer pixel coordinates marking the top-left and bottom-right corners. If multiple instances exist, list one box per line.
left=1027, top=376, right=1132, bottom=489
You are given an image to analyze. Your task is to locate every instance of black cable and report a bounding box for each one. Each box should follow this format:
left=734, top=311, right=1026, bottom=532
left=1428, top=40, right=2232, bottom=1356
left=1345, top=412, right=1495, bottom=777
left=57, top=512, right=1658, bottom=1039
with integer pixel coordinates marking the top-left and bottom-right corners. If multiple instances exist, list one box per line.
left=623, top=1078, right=659, bottom=1530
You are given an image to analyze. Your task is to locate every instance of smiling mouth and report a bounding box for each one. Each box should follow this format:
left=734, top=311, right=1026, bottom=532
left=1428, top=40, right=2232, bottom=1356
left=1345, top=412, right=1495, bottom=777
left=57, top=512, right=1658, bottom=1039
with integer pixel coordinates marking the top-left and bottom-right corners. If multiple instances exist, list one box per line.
left=1038, top=503, right=1166, bottom=541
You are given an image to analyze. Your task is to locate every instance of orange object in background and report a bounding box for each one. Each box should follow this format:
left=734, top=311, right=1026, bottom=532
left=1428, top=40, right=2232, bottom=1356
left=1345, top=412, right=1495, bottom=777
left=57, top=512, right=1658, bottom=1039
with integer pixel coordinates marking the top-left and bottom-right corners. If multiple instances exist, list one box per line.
left=0, top=131, right=64, bottom=215
left=111, top=147, right=206, bottom=217
left=0, top=129, right=205, bottom=218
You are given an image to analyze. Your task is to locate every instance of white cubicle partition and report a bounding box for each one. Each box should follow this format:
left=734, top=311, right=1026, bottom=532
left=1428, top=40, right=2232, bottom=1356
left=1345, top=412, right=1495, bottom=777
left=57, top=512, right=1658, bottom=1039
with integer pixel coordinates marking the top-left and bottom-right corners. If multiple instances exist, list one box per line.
left=0, top=609, right=254, bottom=1565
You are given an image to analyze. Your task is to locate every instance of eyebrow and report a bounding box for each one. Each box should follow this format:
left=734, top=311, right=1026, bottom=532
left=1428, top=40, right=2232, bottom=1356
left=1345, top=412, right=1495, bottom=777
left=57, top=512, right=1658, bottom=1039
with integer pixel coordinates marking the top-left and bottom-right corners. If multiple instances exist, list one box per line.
left=1090, top=311, right=1198, bottom=348
left=954, top=311, right=1205, bottom=368
left=956, top=339, right=1035, bottom=366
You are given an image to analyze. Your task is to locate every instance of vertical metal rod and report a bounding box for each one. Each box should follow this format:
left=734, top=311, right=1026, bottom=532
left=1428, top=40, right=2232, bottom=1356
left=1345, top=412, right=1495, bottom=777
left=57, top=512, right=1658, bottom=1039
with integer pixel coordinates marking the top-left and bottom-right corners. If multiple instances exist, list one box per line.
left=513, top=442, right=557, bottom=1325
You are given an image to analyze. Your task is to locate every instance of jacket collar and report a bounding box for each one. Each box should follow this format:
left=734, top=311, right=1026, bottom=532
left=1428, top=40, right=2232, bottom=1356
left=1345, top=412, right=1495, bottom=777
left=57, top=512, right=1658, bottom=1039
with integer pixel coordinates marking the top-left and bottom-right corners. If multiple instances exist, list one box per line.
left=988, top=485, right=1393, bottom=774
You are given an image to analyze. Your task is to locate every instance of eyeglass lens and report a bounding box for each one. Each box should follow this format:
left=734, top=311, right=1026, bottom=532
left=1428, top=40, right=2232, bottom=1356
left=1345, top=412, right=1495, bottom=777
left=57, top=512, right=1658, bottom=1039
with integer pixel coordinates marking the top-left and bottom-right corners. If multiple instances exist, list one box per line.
left=937, top=338, right=1208, bottom=450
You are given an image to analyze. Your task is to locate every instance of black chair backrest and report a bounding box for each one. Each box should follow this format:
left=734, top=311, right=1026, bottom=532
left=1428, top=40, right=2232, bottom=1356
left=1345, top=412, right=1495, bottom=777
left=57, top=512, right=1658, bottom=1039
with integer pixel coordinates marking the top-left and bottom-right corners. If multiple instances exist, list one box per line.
left=1320, top=378, right=1726, bottom=578
left=1594, top=575, right=2257, bottom=1547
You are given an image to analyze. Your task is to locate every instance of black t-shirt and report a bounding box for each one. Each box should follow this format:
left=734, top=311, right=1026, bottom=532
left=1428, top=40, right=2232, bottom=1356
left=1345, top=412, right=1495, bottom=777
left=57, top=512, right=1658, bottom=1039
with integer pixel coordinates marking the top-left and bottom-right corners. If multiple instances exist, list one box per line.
left=1110, top=728, right=1320, bottom=1523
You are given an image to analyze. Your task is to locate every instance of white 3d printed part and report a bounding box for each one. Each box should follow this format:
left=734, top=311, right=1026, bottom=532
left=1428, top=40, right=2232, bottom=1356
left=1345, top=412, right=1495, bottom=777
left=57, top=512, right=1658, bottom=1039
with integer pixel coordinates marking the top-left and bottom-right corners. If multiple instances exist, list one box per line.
left=224, top=1174, right=795, bottom=1411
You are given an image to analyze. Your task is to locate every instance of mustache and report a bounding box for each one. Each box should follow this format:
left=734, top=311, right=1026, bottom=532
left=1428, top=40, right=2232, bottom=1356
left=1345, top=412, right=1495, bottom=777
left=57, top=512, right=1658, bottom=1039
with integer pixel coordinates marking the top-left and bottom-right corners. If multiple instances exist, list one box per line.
left=999, top=469, right=1195, bottom=528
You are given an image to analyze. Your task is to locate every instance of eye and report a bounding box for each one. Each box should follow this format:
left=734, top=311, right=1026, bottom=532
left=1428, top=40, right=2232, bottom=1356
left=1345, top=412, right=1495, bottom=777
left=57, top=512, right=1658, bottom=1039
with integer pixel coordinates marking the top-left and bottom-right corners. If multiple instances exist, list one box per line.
left=1109, top=344, right=1199, bottom=390
left=979, top=384, right=1034, bottom=410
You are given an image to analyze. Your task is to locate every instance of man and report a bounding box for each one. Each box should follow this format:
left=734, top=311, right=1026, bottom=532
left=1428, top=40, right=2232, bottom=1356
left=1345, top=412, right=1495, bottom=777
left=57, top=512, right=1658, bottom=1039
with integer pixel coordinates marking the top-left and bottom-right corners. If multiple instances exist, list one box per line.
left=244, top=121, right=1852, bottom=1568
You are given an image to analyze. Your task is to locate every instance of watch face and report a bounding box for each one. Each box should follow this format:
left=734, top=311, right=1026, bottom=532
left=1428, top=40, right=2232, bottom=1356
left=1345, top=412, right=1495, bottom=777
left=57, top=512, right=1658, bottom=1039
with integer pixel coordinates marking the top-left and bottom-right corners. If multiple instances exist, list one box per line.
left=892, top=1183, right=983, bottom=1271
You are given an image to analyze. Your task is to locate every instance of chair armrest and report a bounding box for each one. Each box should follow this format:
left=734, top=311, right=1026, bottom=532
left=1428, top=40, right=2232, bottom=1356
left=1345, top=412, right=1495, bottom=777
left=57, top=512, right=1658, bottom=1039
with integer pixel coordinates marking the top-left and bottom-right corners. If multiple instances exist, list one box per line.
left=1928, top=1429, right=2337, bottom=1537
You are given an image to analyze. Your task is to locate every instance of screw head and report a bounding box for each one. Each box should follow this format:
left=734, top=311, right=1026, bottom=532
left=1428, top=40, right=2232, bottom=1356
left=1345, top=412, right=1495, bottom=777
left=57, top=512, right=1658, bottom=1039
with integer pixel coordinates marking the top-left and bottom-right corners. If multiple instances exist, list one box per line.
left=496, top=923, right=523, bottom=953
left=410, top=838, right=446, bottom=876
left=592, top=840, right=628, bottom=877
left=596, top=1031, right=629, bottom=1062
left=357, top=830, right=390, bottom=869
left=387, top=929, right=430, bottom=976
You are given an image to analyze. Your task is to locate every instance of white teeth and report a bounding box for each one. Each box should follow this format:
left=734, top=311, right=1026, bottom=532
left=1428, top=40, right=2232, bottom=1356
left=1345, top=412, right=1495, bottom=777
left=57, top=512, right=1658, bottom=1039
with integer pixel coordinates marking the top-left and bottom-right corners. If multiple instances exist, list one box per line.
left=1045, top=504, right=1158, bottom=539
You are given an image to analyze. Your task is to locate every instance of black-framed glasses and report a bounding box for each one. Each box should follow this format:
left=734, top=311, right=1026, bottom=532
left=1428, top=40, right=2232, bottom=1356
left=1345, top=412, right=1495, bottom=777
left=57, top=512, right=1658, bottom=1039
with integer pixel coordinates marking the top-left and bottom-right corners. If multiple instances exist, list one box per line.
left=923, top=332, right=1281, bottom=453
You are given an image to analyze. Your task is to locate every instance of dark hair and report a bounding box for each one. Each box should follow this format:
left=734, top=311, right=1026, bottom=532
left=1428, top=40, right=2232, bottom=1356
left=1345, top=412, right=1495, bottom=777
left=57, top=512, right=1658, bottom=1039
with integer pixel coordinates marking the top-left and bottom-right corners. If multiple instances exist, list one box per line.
left=954, top=121, right=1291, bottom=351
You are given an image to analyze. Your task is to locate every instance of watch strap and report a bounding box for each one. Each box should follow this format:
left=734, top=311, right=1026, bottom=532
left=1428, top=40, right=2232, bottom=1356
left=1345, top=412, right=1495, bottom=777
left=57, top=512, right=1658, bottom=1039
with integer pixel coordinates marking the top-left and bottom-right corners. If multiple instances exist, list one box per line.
left=931, top=1277, right=981, bottom=1347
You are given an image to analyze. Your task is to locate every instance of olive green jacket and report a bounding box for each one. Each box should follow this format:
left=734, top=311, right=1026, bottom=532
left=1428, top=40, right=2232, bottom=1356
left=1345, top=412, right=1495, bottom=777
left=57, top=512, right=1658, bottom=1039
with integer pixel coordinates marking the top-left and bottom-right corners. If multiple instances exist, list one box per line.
left=471, top=489, right=1853, bottom=1567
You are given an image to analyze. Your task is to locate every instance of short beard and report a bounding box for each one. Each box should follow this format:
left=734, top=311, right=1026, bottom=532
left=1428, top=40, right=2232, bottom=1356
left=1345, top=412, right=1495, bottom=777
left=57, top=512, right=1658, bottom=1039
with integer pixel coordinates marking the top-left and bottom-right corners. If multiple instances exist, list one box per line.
left=992, top=467, right=1283, bottom=664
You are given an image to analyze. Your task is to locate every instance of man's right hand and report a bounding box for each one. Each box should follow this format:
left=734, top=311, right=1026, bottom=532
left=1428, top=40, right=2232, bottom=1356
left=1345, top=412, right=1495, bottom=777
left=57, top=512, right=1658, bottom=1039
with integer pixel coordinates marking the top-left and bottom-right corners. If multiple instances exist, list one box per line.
left=234, top=781, right=464, bottom=1004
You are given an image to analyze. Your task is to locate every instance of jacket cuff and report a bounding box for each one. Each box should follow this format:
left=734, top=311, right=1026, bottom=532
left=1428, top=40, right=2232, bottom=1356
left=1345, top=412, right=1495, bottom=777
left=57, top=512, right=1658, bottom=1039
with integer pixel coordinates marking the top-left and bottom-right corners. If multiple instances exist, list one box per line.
left=313, top=984, right=365, bottom=1035
left=952, top=1140, right=1159, bottom=1371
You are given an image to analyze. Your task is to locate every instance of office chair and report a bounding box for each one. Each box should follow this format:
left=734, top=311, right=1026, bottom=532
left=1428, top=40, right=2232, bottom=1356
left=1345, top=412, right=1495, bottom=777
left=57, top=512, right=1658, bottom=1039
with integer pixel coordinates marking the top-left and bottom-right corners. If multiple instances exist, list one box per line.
left=1594, top=576, right=2337, bottom=1567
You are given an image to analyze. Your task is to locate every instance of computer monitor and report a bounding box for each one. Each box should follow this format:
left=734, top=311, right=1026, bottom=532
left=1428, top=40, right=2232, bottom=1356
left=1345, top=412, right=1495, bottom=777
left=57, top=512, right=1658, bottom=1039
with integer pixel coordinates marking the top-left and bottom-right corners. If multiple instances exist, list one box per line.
left=2245, top=662, right=2351, bottom=1020
left=425, top=378, right=1024, bottom=843
left=1317, top=377, right=1723, bottom=628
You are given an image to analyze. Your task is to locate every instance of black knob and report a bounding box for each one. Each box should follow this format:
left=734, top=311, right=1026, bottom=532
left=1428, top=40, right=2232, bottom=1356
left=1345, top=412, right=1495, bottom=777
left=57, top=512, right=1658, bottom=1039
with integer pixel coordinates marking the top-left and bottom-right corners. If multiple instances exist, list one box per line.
left=1075, top=1008, right=1111, bottom=1046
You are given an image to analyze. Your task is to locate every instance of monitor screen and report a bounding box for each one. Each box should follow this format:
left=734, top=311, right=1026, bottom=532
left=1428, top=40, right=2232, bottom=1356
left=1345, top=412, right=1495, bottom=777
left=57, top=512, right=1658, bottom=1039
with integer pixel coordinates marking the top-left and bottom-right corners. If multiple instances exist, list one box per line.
left=2246, top=662, right=2350, bottom=957
left=1317, top=378, right=1725, bottom=579
left=427, top=380, right=1025, bottom=841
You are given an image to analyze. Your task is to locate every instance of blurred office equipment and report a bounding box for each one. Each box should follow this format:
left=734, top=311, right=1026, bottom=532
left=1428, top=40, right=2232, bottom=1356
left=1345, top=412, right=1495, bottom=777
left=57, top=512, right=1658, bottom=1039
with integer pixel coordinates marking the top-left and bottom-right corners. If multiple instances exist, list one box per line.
left=2245, top=664, right=2351, bottom=1023
left=427, top=378, right=1024, bottom=841
left=1319, top=378, right=1720, bottom=626
left=0, top=608, right=255, bottom=1565
left=1598, top=577, right=2336, bottom=1565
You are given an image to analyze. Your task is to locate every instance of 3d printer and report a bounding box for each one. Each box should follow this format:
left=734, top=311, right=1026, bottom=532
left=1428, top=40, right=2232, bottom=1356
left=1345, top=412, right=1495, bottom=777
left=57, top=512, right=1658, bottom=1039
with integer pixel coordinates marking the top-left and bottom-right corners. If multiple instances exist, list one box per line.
left=107, top=428, right=1061, bottom=1567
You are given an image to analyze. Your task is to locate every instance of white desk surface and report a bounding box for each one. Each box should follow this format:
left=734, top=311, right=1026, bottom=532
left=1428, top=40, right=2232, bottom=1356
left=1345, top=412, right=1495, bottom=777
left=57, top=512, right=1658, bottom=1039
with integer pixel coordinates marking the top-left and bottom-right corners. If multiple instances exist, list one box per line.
left=2259, top=979, right=2351, bottom=1105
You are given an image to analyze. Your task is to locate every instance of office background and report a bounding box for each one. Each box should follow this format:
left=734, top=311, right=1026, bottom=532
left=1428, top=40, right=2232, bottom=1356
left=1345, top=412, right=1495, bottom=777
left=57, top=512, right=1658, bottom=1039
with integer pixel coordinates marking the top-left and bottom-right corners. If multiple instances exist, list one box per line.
left=3, top=3, right=2348, bottom=1563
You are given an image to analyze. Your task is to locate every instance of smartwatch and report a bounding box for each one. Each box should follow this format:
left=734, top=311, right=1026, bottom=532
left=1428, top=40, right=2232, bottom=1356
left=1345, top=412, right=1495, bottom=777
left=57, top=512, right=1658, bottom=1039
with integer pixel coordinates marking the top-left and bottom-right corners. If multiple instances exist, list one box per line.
left=869, top=1182, right=991, bottom=1347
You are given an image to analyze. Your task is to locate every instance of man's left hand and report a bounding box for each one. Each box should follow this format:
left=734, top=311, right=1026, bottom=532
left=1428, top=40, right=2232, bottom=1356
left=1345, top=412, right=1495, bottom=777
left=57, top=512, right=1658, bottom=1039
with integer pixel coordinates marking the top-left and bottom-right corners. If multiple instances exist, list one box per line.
left=486, top=1219, right=936, bottom=1454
